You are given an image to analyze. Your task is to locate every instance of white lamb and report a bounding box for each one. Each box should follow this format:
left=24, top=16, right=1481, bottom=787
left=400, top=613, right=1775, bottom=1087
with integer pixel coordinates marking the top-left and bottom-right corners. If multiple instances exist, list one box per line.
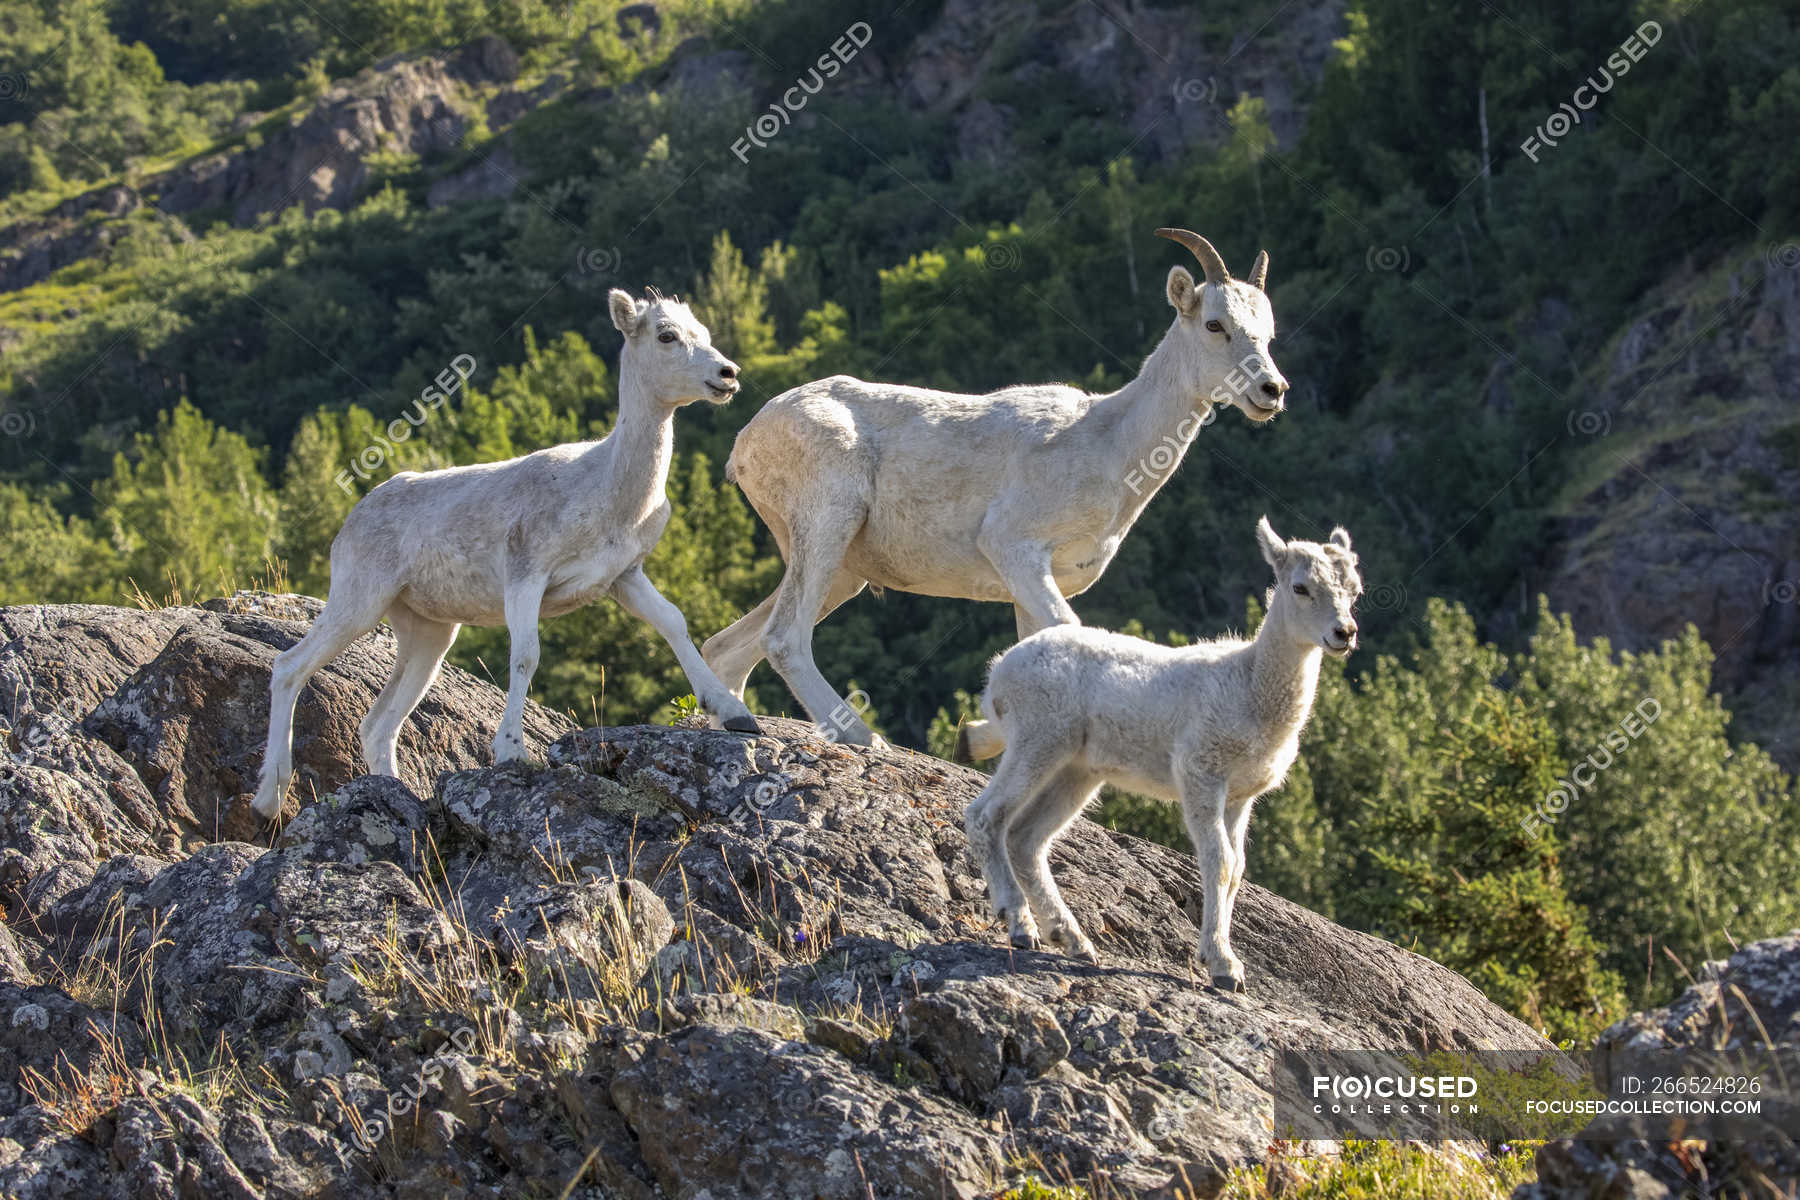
left=956, top=517, right=1361, bottom=992
left=252, top=288, right=760, bottom=820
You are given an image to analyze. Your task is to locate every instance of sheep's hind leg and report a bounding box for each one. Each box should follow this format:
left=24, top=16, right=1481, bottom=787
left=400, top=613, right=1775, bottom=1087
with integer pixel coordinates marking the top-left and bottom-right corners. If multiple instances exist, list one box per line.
left=1177, top=768, right=1244, bottom=992
left=703, top=572, right=865, bottom=708
left=253, top=584, right=392, bottom=819
left=964, top=739, right=1064, bottom=950
left=493, top=577, right=548, bottom=764
left=613, top=566, right=761, bottom=734
left=360, top=606, right=459, bottom=777
left=1006, top=765, right=1103, bottom=962
left=701, top=592, right=777, bottom=700
left=760, top=507, right=882, bottom=747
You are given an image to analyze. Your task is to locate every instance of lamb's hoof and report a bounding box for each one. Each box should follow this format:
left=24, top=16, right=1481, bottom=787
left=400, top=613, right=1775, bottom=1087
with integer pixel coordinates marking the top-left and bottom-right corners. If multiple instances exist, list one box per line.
left=952, top=724, right=974, bottom=765
left=1010, top=930, right=1041, bottom=952
left=723, top=715, right=763, bottom=735
left=1210, top=973, right=1246, bottom=994
left=1044, top=928, right=1098, bottom=963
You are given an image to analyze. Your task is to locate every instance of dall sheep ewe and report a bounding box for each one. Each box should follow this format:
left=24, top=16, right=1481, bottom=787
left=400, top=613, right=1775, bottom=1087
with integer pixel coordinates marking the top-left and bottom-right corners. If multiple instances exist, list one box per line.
left=957, top=517, right=1360, bottom=992
left=705, top=228, right=1288, bottom=747
left=253, top=289, right=759, bottom=820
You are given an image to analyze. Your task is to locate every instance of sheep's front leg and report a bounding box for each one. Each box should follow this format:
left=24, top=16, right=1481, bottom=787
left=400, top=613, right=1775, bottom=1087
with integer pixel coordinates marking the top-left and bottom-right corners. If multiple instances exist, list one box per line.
left=1220, top=796, right=1256, bottom=942
left=612, top=566, right=761, bottom=734
left=981, top=539, right=1080, bottom=636
left=494, top=577, right=547, bottom=764
left=1177, top=769, right=1245, bottom=992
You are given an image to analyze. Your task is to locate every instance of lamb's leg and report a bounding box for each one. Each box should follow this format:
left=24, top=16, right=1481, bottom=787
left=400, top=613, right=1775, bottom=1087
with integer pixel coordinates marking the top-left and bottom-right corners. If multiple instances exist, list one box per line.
left=1177, top=768, right=1244, bottom=992
left=360, top=606, right=460, bottom=777
left=760, top=509, right=883, bottom=747
left=1006, top=765, right=1103, bottom=962
left=612, top=566, right=760, bottom=733
left=1219, top=795, right=1256, bottom=938
left=493, top=578, right=547, bottom=763
left=985, top=544, right=1079, bottom=634
left=964, top=739, right=1065, bottom=950
left=253, top=586, right=391, bottom=819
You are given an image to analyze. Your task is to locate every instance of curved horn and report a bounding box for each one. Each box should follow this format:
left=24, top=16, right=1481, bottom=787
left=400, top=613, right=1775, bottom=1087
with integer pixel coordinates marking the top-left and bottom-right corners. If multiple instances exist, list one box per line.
left=1154, top=227, right=1229, bottom=287
left=1247, top=249, right=1269, bottom=291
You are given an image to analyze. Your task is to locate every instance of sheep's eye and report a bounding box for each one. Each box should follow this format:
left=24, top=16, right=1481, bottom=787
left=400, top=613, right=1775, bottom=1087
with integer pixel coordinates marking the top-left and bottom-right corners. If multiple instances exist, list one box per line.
left=1205, top=319, right=1225, bottom=333
left=658, top=331, right=679, bottom=344
left=1293, top=583, right=1310, bottom=597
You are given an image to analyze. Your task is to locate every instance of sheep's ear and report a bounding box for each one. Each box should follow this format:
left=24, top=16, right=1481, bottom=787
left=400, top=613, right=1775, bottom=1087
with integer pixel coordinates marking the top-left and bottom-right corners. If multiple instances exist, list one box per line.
left=1256, top=516, right=1286, bottom=568
left=609, top=289, right=645, bottom=335
left=1166, top=265, right=1199, bottom=316
left=1329, top=526, right=1353, bottom=553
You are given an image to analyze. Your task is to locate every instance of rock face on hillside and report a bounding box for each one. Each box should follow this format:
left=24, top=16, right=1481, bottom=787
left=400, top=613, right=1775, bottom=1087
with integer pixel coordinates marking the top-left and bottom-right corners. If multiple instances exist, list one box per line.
left=875, top=0, right=1343, bottom=166
left=1542, top=249, right=1800, bottom=766
left=149, top=41, right=517, bottom=228
left=0, top=599, right=1553, bottom=1198
left=1, top=1, right=1346, bottom=296
left=0, top=38, right=523, bottom=295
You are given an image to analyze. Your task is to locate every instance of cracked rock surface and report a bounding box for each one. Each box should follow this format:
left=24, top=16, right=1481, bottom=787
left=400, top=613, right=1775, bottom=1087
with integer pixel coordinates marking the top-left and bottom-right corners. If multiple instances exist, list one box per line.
left=4, top=598, right=1773, bottom=1198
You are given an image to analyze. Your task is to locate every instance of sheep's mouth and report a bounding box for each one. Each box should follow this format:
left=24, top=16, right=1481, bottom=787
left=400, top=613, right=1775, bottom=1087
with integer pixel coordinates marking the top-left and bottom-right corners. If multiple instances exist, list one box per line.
left=1324, top=639, right=1355, bottom=658
left=1247, top=397, right=1284, bottom=420
left=704, top=381, right=739, bottom=402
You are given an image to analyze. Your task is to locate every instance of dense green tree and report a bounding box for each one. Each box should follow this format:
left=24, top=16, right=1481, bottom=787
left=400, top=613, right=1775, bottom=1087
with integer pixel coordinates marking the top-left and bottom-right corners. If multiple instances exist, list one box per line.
left=0, top=483, right=110, bottom=604
left=94, top=400, right=280, bottom=600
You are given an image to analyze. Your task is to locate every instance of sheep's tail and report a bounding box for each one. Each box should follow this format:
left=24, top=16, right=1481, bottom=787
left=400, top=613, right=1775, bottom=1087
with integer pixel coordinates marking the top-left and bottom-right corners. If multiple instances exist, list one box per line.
left=953, top=690, right=1008, bottom=764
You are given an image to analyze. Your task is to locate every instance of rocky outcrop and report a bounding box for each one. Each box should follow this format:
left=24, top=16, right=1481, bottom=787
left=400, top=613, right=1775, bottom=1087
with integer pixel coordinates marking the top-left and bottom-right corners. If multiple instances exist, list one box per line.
left=0, top=600, right=1563, bottom=1197
left=877, top=0, right=1345, bottom=165
left=3, top=1, right=1349, bottom=296
left=0, top=595, right=570, bottom=863
left=0, top=185, right=142, bottom=296
left=1542, top=248, right=1800, bottom=766
left=1518, top=933, right=1800, bottom=1200
left=0, top=39, right=523, bottom=296
left=146, top=39, right=517, bottom=229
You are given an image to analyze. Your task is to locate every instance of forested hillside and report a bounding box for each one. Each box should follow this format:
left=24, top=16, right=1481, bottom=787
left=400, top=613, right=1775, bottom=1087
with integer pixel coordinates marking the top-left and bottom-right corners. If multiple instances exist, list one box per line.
left=2, top=0, right=1797, bottom=1038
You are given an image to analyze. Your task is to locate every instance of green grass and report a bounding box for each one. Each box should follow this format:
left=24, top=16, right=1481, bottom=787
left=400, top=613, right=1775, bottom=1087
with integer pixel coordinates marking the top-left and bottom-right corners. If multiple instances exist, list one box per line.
left=1218, top=1140, right=1538, bottom=1199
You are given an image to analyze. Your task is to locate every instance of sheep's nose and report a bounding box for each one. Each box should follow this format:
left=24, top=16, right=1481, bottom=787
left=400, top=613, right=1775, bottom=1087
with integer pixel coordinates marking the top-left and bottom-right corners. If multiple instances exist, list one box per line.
left=718, top=361, right=739, bottom=380
left=1334, top=621, right=1358, bottom=644
left=1260, top=379, right=1287, bottom=402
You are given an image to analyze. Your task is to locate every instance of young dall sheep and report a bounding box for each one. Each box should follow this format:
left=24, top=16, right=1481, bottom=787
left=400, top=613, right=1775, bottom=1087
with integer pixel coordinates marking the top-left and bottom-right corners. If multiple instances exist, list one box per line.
left=956, top=517, right=1360, bottom=993
left=251, top=288, right=760, bottom=820
left=704, top=228, right=1287, bottom=747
